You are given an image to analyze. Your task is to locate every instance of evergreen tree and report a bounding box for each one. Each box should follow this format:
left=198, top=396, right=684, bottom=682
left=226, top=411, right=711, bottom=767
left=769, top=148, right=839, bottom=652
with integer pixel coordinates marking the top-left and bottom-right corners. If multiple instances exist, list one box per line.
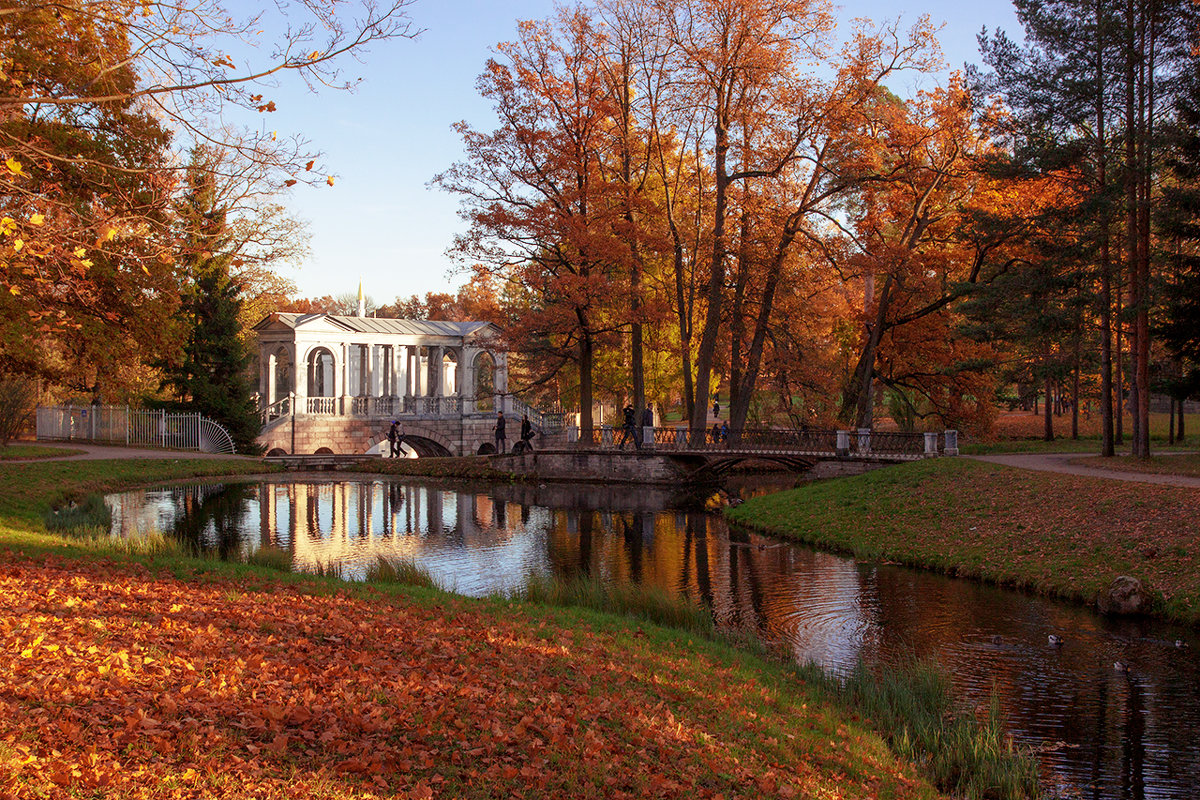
left=160, top=149, right=262, bottom=453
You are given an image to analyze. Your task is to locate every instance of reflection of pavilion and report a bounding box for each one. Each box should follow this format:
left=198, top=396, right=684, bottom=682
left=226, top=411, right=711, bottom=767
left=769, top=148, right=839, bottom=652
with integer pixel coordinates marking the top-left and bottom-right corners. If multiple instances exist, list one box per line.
left=253, top=311, right=551, bottom=456
left=255, top=481, right=529, bottom=579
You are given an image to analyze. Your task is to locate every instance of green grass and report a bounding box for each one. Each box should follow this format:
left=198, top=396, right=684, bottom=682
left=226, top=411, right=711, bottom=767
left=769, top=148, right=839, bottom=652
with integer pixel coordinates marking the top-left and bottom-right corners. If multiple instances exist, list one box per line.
left=362, top=555, right=441, bottom=589
left=796, top=660, right=1039, bottom=800
left=1069, top=453, right=1200, bottom=477
left=728, top=457, right=1200, bottom=624
left=965, top=411, right=1200, bottom=454
left=0, top=443, right=85, bottom=460
left=502, top=574, right=716, bottom=637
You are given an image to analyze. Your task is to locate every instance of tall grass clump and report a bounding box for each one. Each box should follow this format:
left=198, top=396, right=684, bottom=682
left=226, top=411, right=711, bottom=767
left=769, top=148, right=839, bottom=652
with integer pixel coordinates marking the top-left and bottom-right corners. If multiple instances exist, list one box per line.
left=795, top=660, right=1040, bottom=799
left=244, top=546, right=292, bottom=573
left=363, top=556, right=440, bottom=590
left=44, top=493, right=111, bottom=533
left=508, top=575, right=714, bottom=637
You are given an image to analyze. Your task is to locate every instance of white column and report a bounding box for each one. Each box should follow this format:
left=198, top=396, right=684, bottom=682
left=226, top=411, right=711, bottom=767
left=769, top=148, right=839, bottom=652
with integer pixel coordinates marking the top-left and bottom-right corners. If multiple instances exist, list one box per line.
left=295, top=346, right=309, bottom=411
left=367, top=345, right=377, bottom=397
left=398, top=346, right=407, bottom=397
left=433, top=347, right=444, bottom=397
left=266, top=352, right=277, bottom=405
left=338, top=343, right=348, bottom=413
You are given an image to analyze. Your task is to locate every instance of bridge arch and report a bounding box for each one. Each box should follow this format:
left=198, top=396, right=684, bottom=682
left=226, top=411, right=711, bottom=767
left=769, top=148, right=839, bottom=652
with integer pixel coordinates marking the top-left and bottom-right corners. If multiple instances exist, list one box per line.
left=363, top=425, right=454, bottom=458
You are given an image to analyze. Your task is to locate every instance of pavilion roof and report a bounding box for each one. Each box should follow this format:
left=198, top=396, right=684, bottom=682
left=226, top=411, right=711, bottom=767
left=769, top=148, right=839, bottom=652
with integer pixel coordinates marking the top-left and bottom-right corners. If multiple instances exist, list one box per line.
left=254, top=313, right=499, bottom=340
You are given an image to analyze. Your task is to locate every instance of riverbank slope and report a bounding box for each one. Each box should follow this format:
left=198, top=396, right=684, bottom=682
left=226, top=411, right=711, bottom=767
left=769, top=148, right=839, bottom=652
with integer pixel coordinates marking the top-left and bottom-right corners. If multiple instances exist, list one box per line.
left=0, top=458, right=944, bottom=800
left=727, top=457, right=1200, bottom=625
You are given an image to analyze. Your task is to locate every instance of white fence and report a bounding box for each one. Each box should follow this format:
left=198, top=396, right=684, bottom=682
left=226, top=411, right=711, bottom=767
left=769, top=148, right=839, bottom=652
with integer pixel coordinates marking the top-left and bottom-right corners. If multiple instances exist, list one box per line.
left=36, top=406, right=236, bottom=455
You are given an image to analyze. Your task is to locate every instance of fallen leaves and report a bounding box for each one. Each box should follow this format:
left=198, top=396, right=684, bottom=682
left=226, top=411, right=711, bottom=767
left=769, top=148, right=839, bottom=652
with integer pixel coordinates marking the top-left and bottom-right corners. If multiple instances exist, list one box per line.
left=0, top=554, right=932, bottom=799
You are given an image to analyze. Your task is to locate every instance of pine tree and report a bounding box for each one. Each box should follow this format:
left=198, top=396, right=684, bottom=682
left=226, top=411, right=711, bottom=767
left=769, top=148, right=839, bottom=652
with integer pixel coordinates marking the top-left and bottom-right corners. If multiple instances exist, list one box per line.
left=160, top=149, right=262, bottom=453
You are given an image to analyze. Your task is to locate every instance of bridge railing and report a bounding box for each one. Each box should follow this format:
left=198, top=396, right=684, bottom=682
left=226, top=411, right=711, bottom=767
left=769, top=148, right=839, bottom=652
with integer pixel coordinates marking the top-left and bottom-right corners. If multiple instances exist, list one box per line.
left=569, top=425, right=940, bottom=457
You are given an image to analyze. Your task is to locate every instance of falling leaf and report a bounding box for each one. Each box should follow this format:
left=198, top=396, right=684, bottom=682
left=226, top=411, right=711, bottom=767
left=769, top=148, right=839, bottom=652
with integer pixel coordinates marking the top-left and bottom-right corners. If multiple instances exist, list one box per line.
left=305, top=160, right=315, bottom=171
left=326, top=176, right=335, bottom=187
left=284, top=179, right=297, bottom=187
left=5, top=157, right=23, bottom=175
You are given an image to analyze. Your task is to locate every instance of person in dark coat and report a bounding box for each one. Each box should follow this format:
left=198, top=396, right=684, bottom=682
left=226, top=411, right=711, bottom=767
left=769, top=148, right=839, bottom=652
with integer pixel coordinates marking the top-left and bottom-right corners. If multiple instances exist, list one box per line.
left=387, top=420, right=400, bottom=458
left=493, top=411, right=507, bottom=453
left=520, top=414, right=535, bottom=452
left=618, top=404, right=636, bottom=449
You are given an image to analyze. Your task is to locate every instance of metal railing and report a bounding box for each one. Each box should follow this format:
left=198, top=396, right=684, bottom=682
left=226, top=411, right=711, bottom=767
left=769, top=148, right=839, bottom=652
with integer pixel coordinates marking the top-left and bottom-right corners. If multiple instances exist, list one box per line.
left=569, top=425, right=944, bottom=458
left=36, top=405, right=236, bottom=454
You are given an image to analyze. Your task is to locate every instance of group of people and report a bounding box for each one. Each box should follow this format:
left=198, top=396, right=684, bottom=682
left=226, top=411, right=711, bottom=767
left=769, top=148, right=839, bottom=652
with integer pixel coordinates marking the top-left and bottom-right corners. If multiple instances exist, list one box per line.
left=386, top=420, right=405, bottom=457
left=494, top=411, right=536, bottom=454
left=618, top=403, right=655, bottom=449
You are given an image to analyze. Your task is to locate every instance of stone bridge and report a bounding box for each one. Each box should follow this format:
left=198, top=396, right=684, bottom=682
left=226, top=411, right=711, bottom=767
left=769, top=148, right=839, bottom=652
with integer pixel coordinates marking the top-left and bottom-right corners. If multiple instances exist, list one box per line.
left=258, top=404, right=567, bottom=458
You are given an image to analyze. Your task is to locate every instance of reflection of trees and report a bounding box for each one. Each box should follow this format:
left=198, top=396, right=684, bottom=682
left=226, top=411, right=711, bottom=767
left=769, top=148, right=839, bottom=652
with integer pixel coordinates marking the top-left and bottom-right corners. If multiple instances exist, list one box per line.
left=169, top=484, right=255, bottom=560
left=113, top=477, right=1200, bottom=796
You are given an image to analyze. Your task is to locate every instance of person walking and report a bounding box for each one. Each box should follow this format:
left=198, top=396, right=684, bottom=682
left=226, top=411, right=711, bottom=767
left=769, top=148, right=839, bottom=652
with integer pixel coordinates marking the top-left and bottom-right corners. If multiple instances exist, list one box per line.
left=493, top=411, right=507, bottom=453
left=618, top=404, right=636, bottom=449
left=387, top=420, right=400, bottom=458
left=520, top=414, right=535, bottom=452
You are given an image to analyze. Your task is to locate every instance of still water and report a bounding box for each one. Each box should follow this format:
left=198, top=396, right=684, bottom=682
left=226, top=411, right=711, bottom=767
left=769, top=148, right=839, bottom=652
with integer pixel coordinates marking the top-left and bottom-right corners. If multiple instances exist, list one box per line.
left=106, top=477, right=1200, bottom=799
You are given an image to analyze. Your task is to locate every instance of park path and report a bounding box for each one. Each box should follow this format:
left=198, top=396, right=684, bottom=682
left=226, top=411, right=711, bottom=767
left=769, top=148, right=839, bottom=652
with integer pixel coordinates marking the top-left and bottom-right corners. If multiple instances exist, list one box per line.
left=8, top=443, right=254, bottom=462
left=967, top=452, right=1200, bottom=489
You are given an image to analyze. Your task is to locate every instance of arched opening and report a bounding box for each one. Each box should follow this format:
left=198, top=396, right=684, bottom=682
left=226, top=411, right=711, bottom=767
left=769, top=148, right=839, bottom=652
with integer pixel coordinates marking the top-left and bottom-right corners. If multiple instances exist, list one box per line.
left=473, top=351, right=495, bottom=412
left=272, top=347, right=292, bottom=404
left=308, top=348, right=335, bottom=397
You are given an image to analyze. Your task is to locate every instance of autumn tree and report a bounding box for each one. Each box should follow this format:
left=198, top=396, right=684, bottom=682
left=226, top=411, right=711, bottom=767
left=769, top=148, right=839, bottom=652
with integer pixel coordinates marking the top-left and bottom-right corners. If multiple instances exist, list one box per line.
left=436, top=9, right=637, bottom=440
left=2, top=0, right=413, bottom=397
left=158, top=149, right=261, bottom=452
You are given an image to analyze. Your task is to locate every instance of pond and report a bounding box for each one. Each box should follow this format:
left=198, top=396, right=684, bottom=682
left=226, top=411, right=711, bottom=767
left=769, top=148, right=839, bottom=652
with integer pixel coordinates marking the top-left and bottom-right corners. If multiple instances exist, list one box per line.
left=105, top=476, right=1200, bottom=799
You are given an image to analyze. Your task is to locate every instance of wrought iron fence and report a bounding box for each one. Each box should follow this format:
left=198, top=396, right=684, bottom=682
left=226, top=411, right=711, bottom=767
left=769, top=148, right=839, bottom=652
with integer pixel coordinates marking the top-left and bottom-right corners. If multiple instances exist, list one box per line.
left=36, top=406, right=236, bottom=454
left=570, top=424, right=931, bottom=457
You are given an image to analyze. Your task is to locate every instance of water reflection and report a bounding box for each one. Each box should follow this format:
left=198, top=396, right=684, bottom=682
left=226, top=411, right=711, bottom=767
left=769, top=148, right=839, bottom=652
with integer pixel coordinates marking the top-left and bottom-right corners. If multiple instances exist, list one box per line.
left=106, top=478, right=1200, bottom=799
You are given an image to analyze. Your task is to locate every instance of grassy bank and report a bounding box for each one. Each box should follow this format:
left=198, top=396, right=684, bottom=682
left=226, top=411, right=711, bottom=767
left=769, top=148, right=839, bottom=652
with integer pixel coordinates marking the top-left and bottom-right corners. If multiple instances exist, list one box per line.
left=0, top=458, right=984, bottom=800
left=963, top=411, right=1197, bottom=454
left=0, top=443, right=85, bottom=460
left=1070, top=453, right=1200, bottom=478
left=728, top=458, right=1200, bottom=624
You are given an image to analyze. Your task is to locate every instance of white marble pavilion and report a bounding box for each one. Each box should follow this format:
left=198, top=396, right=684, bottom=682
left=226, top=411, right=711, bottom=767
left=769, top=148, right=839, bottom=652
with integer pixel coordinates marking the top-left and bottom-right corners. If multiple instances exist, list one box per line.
left=252, top=312, right=508, bottom=421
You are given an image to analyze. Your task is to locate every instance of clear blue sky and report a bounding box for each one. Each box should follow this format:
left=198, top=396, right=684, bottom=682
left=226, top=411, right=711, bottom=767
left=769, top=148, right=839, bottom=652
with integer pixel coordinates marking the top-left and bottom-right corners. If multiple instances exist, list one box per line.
left=265, top=0, right=1020, bottom=304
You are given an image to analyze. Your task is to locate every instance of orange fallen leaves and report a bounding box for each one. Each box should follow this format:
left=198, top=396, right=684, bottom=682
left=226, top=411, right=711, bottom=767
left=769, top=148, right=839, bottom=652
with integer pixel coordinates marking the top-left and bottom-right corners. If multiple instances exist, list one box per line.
left=0, top=555, right=934, bottom=799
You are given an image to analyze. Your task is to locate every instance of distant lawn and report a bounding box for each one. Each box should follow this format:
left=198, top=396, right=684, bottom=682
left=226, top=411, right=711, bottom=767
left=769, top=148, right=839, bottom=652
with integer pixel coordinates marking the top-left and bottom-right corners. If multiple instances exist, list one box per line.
left=962, top=411, right=1197, bottom=455
left=1071, top=453, right=1200, bottom=478
left=0, top=444, right=84, bottom=460
left=728, top=457, right=1200, bottom=625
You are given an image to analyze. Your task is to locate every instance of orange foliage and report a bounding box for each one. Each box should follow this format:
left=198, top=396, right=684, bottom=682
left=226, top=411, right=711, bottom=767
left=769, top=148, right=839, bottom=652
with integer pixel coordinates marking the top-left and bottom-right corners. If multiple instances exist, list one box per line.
left=0, top=555, right=931, bottom=799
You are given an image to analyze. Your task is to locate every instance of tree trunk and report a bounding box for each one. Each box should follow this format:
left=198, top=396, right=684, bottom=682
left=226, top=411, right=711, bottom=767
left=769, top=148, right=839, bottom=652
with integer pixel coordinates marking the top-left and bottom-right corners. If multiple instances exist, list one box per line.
left=1116, top=289, right=1124, bottom=444
left=579, top=325, right=595, bottom=445
left=1169, top=398, right=1176, bottom=445
left=691, top=122, right=729, bottom=441
left=1072, top=333, right=1081, bottom=439
left=729, top=220, right=800, bottom=437
left=841, top=274, right=894, bottom=427
left=1097, top=0, right=1115, bottom=458
left=1044, top=370, right=1055, bottom=441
